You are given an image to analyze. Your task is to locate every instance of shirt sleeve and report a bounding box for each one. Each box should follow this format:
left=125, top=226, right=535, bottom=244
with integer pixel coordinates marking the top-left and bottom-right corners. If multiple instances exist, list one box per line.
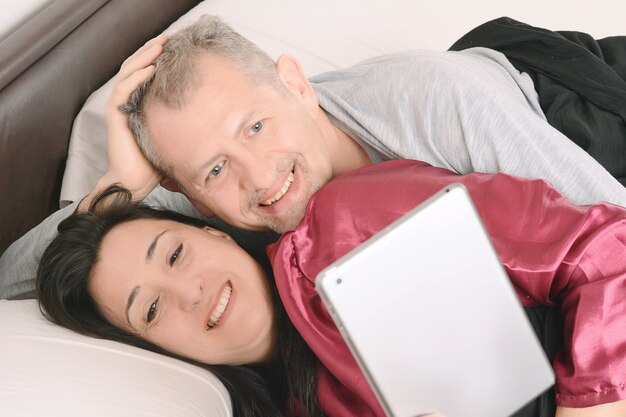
left=333, top=50, right=626, bottom=207
left=438, top=49, right=626, bottom=208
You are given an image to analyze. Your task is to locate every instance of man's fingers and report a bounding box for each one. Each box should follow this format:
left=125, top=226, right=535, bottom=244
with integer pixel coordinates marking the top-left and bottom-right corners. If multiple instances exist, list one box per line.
left=143, top=32, right=168, bottom=49
left=110, top=65, right=155, bottom=109
left=118, top=32, right=168, bottom=79
left=107, top=33, right=167, bottom=117
left=117, top=65, right=155, bottom=97
left=131, top=32, right=169, bottom=59
left=131, top=32, right=168, bottom=60
left=119, top=43, right=163, bottom=79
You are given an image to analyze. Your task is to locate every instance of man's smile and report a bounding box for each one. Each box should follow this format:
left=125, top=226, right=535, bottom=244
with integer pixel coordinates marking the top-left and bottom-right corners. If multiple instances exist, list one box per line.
left=261, top=169, right=295, bottom=206
left=254, top=160, right=300, bottom=212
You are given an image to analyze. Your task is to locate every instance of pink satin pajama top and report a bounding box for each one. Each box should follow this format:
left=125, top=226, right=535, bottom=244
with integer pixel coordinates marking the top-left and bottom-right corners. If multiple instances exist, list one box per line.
left=267, top=160, right=626, bottom=416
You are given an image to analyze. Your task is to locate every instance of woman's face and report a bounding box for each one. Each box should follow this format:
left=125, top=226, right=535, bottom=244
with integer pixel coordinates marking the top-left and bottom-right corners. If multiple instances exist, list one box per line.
left=88, top=218, right=275, bottom=366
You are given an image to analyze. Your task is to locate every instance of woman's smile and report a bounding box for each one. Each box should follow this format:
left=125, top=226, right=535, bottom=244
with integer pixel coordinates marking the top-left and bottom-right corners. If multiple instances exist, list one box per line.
left=206, top=280, right=233, bottom=330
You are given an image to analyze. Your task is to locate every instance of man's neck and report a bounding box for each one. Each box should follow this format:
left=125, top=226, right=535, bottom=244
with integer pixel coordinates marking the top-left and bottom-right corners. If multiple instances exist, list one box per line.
left=318, top=109, right=373, bottom=177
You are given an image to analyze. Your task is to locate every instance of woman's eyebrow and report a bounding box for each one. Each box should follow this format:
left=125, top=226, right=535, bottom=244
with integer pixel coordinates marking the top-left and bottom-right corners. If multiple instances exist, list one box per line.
left=146, top=230, right=168, bottom=263
left=125, top=286, right=140, bottom=326
left=125, top=229, right=169, bottom=327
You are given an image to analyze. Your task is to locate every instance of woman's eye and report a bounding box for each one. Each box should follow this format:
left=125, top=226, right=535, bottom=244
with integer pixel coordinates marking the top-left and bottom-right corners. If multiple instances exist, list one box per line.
left=169, top=243, right=183, bottom=266
left=147, top=298, right=159, bottom=323
left=249, top=121, right=263, bottom=135
left=208, top=162, right=224, bottom=179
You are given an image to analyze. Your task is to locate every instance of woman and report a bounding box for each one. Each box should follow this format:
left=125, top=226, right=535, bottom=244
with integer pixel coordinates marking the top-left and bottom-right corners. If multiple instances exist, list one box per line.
left=38, top=160, right=626, bottom=417
left=36, top=185, right=322, bottom=417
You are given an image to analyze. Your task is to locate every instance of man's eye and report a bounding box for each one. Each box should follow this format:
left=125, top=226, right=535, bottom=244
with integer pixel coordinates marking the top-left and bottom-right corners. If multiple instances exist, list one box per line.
left=147, top=298, right=159, bottom=323
left=249, top=121, right=263, bottom=135
left=169, top=243, right=183, bottom=266
left=208, top=162, right=224, bottom=179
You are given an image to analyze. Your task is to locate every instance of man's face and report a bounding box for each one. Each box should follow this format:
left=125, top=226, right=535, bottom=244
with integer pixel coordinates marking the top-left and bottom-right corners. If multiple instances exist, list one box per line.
left=146, top=54, right=334, bottom=232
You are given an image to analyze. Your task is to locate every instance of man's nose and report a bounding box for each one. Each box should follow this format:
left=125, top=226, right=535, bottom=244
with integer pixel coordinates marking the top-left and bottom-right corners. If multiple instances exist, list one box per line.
left=233, top=150, right=277, bottom=191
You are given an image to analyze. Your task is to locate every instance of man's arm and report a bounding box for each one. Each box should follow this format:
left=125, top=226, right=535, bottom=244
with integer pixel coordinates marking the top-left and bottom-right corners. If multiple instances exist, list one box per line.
left=441, top=48, right=626, bottom=207
left=329, top=49, right=626, bottom=206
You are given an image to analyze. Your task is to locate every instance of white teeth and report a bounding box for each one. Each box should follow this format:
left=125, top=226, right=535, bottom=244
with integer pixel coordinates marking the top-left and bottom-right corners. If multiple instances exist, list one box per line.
left=207, top=283, right=232, bottom=329
left=262, top=172, right=294, bottom=206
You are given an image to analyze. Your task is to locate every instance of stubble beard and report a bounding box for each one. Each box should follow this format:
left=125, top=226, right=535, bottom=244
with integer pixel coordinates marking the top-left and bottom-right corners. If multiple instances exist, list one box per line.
left=246, top=160, right=322, bottom=233
left=258, top=184, right=317, bottom=233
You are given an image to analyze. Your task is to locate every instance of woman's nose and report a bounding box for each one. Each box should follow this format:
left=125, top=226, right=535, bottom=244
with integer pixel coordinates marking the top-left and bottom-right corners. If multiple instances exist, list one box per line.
left=169, top=277, right=203, bottom=311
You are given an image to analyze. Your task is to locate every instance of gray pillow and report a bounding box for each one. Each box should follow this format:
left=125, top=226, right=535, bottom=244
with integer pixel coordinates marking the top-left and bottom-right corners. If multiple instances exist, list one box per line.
left=0, top=187, right=277, bottom=300
left=0, top=202, right=77, bottom=300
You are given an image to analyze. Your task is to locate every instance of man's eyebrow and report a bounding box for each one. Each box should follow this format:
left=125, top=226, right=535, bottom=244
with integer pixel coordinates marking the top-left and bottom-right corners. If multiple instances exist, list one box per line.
left=125, top=286, right=140, bottom=326
left=147, top=230, right=168, bottom=263
left=233, top=109, right=255, bottom=140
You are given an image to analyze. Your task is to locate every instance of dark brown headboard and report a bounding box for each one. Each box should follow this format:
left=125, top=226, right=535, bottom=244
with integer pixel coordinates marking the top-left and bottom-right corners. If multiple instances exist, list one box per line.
left=0, top=0, right=202, bottom=255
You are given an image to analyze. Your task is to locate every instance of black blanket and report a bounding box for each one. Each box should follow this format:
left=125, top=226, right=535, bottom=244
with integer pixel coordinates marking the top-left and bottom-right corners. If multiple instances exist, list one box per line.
left=450, top=17, right=626, bottom=185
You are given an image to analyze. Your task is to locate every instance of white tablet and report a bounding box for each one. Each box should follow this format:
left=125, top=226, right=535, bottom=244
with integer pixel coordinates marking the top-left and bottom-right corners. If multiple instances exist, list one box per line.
left=316, top=183, right=554, bottom=417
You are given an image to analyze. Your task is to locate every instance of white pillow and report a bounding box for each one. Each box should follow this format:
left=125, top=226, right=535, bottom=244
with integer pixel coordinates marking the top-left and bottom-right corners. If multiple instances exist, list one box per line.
left=0, top=300, right=231, bottom=417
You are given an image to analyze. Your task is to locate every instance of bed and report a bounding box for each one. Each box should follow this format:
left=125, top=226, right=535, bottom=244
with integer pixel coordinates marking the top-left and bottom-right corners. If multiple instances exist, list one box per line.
left=0, top=0, right=621, bottom=415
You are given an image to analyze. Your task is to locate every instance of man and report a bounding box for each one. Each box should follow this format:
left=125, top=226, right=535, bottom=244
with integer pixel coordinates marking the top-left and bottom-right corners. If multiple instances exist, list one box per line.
left=92, top=15, right=626, bottom=235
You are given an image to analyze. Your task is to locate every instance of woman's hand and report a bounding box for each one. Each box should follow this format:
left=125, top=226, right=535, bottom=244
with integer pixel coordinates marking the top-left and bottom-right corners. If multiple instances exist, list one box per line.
left=79, top=34, right=168, bottom=211
left=556, top=400, right=626, bottom=417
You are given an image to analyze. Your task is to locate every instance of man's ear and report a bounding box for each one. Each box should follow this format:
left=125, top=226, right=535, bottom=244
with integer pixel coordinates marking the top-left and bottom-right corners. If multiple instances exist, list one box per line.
left=160, top=178, right=183, bottom=193
left=160, top=178, right=216, bottom=217
left=275, top=54, right=319, bottom=111
left=202, top=226, right=233, bottom=241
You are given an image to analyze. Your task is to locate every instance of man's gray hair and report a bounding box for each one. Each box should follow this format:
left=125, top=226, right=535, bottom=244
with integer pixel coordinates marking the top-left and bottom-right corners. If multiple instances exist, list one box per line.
left=121, top=15, right=282, bottom=177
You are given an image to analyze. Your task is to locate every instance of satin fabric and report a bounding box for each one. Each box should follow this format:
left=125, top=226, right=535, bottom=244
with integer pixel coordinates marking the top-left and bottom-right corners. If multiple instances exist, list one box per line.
left=266, top=160, right=626, bottom=416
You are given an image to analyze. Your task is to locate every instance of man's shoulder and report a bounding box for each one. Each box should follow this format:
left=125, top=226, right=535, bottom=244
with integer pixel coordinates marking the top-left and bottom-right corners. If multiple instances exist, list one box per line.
left=310, top=48, right=508, bottom=102
left=311, top=49, right=500, bottom=82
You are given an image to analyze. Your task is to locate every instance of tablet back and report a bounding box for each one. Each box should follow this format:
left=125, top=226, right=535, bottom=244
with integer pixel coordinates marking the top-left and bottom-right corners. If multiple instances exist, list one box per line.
left=316, top=183, right=554, bottom=417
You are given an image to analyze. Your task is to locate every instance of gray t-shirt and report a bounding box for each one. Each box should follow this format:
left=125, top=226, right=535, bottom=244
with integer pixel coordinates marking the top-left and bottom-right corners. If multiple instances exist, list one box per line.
left=311, top=47, right=626, bottom=206
left=2, top=47, right=625, bottom=299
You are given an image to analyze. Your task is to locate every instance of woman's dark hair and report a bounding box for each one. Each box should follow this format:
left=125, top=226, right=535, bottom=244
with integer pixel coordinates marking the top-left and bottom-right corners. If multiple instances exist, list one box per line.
left=36, top=185, right=325, bottom=417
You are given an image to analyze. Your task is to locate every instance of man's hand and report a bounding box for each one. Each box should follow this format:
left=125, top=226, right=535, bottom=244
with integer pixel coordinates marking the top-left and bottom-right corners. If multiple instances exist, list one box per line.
left=105, top=33, right=168, bottom=199
left=79, top=34, right=167, bottom=212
